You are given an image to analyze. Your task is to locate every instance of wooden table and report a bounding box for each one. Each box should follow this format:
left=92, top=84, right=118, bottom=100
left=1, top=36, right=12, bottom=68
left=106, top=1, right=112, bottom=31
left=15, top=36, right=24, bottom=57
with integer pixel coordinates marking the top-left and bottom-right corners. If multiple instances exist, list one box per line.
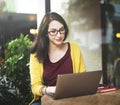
left=41, top=89, right=120, bottom=105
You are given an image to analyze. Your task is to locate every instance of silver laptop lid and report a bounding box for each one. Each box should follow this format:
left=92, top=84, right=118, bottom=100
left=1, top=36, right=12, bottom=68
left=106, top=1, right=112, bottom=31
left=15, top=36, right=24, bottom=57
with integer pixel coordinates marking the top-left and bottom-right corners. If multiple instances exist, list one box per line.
left=54, top=70, right=102, bottom=99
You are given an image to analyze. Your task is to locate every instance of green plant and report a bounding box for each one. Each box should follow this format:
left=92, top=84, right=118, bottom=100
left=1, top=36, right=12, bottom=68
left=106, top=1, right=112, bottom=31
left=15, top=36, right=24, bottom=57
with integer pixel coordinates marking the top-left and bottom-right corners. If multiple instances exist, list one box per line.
left=0, top=33, right=33, bottom=105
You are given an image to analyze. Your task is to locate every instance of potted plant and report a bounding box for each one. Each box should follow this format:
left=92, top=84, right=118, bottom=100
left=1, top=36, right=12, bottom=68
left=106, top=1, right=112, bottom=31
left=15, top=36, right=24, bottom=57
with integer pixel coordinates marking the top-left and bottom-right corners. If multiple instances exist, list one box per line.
left=0, top=33, right=33, bottom=105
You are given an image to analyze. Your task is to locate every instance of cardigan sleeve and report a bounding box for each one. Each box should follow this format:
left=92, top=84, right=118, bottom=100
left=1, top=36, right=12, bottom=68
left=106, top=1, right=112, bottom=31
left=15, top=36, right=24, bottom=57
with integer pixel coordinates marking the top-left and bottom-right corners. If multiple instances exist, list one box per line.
left=29, top=53, right=44, bottom=96
left=70, top=43, right=86, bottom=73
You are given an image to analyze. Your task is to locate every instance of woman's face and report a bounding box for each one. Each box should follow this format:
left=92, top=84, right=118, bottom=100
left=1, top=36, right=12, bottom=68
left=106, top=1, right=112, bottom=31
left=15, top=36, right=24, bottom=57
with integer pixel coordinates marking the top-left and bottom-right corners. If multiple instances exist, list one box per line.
left=48, top=20, right=65, bottom=46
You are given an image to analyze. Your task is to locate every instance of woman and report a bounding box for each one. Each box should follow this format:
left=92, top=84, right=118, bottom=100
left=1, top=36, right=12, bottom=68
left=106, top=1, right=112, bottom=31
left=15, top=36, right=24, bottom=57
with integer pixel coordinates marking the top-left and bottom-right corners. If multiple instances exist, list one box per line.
left=29, top=12, right=86, bottom=105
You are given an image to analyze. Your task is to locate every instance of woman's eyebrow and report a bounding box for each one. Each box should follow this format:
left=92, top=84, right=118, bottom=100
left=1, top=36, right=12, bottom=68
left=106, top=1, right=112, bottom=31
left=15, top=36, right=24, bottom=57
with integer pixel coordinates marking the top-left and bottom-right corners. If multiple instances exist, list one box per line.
left=49, top=26, right=64, bottom=30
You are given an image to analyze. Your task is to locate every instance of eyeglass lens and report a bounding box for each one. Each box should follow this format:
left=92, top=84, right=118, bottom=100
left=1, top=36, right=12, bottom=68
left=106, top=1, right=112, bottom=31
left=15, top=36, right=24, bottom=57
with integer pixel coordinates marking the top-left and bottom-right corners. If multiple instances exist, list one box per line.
left=48, top=28, right=65, bottom=36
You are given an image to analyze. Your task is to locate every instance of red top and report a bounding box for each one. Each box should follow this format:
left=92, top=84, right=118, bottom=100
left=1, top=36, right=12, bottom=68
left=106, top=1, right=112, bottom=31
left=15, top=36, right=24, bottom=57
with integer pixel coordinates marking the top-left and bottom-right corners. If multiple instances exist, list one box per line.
left=43, top=43, right=73, bottom=86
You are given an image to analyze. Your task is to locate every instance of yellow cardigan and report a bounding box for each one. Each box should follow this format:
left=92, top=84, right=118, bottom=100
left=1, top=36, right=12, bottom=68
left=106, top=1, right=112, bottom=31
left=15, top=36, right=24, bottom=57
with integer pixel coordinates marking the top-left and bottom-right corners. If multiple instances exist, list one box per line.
left=29, top=42, right=86, bottom=104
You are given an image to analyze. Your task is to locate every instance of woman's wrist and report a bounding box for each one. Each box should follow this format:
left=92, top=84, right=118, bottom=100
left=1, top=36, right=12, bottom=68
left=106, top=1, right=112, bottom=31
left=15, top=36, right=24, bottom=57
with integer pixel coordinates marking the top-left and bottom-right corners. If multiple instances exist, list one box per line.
left=40, top=86, right=55, bottom=96
left=40, top=86, right=48, bottom=95
left=45, top=86, right=48, bottom=95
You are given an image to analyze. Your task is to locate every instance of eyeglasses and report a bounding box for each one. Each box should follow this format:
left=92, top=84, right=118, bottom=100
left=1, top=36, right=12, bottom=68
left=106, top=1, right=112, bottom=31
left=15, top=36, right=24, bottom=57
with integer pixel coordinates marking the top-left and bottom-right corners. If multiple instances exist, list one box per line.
left=48, top=28, right=65, bottom=36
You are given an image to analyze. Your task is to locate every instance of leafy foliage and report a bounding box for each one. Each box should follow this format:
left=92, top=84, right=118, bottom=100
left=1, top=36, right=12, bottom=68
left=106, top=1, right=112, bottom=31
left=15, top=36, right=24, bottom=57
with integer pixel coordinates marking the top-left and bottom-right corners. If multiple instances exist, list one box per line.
left=0, top=33, right=33, bottom=105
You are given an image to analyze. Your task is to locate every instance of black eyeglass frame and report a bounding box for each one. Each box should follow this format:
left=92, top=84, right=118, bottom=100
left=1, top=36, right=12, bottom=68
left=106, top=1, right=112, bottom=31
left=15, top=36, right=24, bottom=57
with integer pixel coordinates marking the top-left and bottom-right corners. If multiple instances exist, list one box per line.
left=48, top=28, right=65, bottom=36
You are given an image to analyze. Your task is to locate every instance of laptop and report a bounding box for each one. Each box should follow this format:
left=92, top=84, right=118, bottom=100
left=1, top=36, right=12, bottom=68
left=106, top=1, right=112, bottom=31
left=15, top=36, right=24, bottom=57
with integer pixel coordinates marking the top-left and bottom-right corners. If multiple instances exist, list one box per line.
left=52, top=70, right=102, bottom=99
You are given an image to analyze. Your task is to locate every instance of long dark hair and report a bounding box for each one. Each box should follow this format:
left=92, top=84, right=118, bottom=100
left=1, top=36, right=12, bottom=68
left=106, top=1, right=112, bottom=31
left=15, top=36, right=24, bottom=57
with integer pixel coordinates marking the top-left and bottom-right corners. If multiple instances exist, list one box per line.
left=30, top=12, right=69, bottom=63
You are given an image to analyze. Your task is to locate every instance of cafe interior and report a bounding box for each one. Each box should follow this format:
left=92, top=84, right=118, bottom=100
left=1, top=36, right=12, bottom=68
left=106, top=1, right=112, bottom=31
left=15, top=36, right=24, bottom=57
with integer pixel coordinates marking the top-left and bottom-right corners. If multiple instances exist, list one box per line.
left=0, top=0, right=120, bottom=105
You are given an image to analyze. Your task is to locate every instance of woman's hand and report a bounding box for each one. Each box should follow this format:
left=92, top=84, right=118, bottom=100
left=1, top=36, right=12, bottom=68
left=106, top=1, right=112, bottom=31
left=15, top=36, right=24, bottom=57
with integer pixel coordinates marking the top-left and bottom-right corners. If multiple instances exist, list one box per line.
left=46, top=86, right=56, bottom=96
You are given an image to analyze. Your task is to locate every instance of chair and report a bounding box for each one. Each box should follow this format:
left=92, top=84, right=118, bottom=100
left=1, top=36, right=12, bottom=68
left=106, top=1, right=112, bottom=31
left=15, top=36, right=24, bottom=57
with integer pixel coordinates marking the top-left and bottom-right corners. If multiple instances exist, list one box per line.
left=114, top=58, right=120, bottom=88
